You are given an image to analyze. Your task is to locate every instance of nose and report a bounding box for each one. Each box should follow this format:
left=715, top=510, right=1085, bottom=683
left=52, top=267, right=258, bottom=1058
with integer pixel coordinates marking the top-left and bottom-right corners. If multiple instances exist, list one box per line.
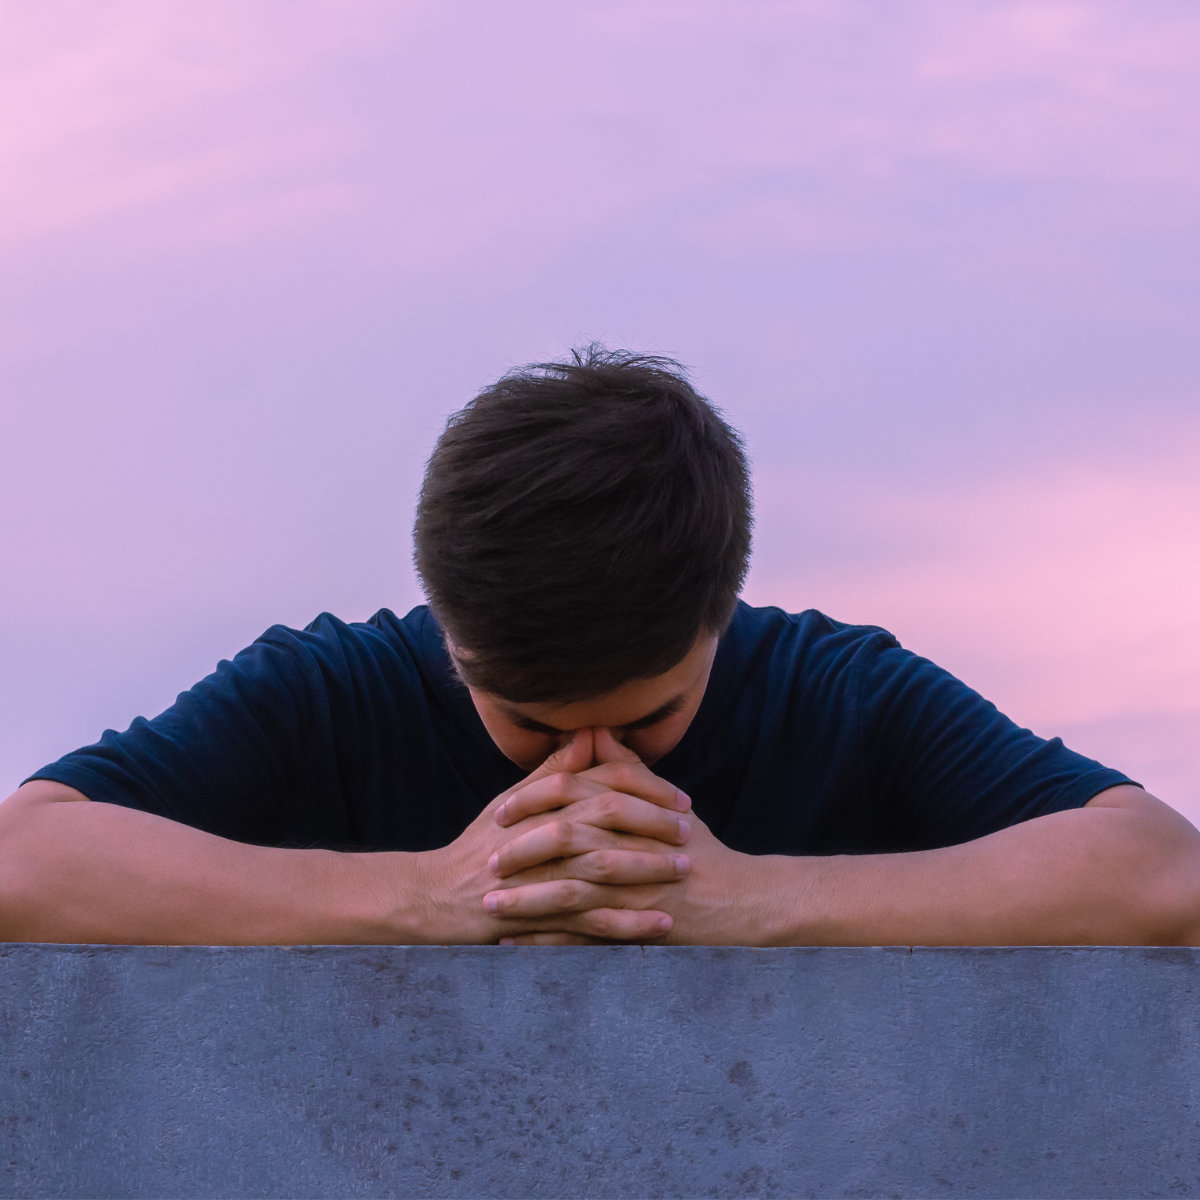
left=587, top=725, right=627, bottom=743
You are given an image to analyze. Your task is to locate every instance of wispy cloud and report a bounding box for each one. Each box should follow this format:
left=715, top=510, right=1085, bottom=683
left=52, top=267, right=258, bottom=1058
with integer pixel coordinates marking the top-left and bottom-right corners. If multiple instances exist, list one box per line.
left=1, top=0, right=1197, bottom=817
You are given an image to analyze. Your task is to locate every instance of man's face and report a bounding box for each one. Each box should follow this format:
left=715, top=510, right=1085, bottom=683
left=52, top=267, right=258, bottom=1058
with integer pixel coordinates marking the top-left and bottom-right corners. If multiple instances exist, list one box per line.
left=460, top=634, right=720, bottom=772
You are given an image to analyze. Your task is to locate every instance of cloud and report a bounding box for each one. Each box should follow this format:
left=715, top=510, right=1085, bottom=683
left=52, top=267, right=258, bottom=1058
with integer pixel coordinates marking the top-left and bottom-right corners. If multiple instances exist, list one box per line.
left=2, top=0, right=1198, bottom=819
left=5, top=1, right=1200, bottom=272
left=744, top=433, right=1200, bottom=730
left=0, top=1, right=411, bottom=255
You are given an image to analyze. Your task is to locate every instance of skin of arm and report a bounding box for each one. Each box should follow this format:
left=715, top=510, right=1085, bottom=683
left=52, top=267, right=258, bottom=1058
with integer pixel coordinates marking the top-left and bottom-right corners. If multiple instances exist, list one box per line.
left=7, top=726, right=1196, bottom=947
left=0, top=732, right=691, bottom=945
left=457, top=632, right=1200, bottom=946
left=489, top=762, right=1200, bottom=946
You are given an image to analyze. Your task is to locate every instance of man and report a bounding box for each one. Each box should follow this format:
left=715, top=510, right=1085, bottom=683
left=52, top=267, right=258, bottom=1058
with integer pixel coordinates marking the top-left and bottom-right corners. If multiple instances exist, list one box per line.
left=2, top=349, right=1198, bottom=946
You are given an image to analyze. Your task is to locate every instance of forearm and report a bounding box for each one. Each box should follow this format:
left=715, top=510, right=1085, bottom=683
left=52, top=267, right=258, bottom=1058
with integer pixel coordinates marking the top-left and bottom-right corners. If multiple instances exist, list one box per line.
left=0, top=782, right=430, bottom=945
left=758, top=790, right=1200, bottom=947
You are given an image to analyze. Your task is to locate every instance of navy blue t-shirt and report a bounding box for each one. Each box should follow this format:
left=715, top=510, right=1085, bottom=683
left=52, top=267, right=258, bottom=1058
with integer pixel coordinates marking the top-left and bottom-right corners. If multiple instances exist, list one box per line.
left=29, top=602, right=1132, bottom=855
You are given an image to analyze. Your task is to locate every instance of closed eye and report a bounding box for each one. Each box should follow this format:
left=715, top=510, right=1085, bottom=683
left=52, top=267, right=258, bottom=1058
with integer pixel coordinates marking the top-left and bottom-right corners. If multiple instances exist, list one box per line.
left=507, top=694, right=686, bottom=736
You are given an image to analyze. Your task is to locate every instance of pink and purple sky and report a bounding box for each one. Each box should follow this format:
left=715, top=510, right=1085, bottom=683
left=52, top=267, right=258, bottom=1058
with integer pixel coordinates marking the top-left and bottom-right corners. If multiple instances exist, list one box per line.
left=2, top=1, right=1198, bottom=821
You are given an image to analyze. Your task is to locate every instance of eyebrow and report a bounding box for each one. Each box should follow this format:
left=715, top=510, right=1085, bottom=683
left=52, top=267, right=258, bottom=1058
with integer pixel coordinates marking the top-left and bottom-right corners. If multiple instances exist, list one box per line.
left=502, top=693, right=688, bottom=736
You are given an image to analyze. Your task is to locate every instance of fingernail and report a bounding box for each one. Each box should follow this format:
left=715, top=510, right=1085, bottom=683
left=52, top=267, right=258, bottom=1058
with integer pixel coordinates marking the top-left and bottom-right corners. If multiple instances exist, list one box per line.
left=488, top=853, right=501, bottom=875
left=494, top=801, right=507, bottom=824
left=484, top=893, right=500, bottom=914
left=658, top=916, right=673, bottom=932
left=676, top=817, right=690, bottom=840
left=499, top=938, right=515, bottom=946
left=677, top=790, right=692, bottom=811
left=673, top=854, right=691, bottom=875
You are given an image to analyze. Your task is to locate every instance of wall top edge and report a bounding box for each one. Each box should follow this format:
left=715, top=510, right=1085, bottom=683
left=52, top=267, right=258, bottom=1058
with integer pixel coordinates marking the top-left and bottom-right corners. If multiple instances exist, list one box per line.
left=1, top=942, right=1197, bottom=960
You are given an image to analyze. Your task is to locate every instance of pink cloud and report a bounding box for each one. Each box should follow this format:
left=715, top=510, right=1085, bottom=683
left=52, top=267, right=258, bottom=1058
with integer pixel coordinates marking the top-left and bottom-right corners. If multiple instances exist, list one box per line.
left=0, top=2, right=403, bottom=254
left=6, top=2, right=1200, bottom=272
left=2, top=0, right=1198, bottom=828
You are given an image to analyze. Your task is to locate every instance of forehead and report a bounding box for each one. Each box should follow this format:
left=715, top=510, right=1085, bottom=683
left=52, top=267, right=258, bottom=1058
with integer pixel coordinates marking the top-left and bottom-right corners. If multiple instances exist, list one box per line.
left=488, top=632, right=718, bottom=732
left=496, top=688, right=684, bottom=734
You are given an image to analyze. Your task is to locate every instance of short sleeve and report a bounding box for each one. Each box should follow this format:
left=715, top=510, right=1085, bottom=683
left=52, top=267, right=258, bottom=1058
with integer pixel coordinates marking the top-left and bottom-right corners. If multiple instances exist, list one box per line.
left=24, top=629, right=348, bottom=847
left=862, top=643, right=1136, bottom=849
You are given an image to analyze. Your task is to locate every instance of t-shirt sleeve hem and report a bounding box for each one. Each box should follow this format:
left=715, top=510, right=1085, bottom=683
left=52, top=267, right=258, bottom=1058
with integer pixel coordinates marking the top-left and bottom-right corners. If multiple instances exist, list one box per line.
left=20, top=765, right=153, bottom=812
left=1039, top=768, right=1140, bottom=817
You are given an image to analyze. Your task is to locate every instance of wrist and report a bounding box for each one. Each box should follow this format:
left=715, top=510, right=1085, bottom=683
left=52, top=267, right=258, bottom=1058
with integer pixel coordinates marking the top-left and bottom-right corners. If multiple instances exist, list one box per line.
left=347, top=849, right=449, bottom=945
left=739, top=854, right=824, bottom=946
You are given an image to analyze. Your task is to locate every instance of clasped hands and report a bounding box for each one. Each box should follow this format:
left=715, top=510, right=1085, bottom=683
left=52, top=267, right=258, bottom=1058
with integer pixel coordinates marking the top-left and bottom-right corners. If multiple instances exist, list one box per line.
left=421, top=727, right=766, bottom=946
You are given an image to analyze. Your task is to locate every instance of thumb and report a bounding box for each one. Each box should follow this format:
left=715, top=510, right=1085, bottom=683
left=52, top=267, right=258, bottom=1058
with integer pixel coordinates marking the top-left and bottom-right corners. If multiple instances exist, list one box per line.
left=485, top=728, right=595, bottom=815
left=592, top=725, right=643, bottom=765
left=538, top=726, right=596, bottom=776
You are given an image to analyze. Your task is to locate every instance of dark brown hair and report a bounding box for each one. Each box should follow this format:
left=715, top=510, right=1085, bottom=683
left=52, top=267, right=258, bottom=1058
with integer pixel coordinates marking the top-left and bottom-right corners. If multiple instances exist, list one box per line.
left=413, top=346, right=752, bottom=703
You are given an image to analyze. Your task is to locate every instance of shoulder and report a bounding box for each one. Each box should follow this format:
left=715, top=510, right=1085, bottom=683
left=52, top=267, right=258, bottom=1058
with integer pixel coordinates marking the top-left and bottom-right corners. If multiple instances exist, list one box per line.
left=728, top=601, right=901, bottom=676
left=250, top=605, right=437, bottom=671
left=216, top=605, right=455, bottom=711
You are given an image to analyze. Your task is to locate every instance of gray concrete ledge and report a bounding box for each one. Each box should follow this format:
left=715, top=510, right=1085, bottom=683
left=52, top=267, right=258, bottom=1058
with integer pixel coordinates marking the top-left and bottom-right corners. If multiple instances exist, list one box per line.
left=1, top=945, right=1198, bottom=1199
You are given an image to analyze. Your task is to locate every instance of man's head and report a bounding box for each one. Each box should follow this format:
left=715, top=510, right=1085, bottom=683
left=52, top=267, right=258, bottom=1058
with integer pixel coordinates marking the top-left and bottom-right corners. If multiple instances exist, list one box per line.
left=414, top=345, right=752, bottom=767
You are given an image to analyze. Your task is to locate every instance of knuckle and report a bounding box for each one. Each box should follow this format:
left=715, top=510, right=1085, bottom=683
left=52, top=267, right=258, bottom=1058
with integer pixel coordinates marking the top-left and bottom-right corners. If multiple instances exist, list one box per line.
left=596, top=793, right=624, bottom=821
left=588, top=850, right=619, bottom=881
left=550, top=820, right=577, bottom=852
left=587, top=909, right=616, bottom=938
left=608, top=763, right=636, bottom=790
left=553, top=879, right=585, bottom=909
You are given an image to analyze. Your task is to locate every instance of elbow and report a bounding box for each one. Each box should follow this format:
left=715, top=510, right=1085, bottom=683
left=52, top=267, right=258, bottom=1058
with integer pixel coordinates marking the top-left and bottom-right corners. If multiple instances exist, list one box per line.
left=1126, top=835, right=1200, bottom=946
left=1157, top=864, right=1200, bottom=947
left=0, top=787, right=65, bottom=941
left=1084, top=791, right=1200, bottom=946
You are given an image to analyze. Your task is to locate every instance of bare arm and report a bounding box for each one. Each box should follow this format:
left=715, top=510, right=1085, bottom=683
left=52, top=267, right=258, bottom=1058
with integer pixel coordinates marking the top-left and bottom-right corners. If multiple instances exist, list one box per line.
left=490, top=782, right=1200, bottom=946
left=0, top=781, right=419, bottom=944
left=0, top=733, right=688, bottom=945
left=758, top=786, right=1200, bottom=946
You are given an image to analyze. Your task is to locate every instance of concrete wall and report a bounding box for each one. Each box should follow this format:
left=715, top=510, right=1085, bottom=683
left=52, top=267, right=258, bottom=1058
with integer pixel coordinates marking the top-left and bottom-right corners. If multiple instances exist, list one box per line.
left=1, top=944, right=1197, bottom=1199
